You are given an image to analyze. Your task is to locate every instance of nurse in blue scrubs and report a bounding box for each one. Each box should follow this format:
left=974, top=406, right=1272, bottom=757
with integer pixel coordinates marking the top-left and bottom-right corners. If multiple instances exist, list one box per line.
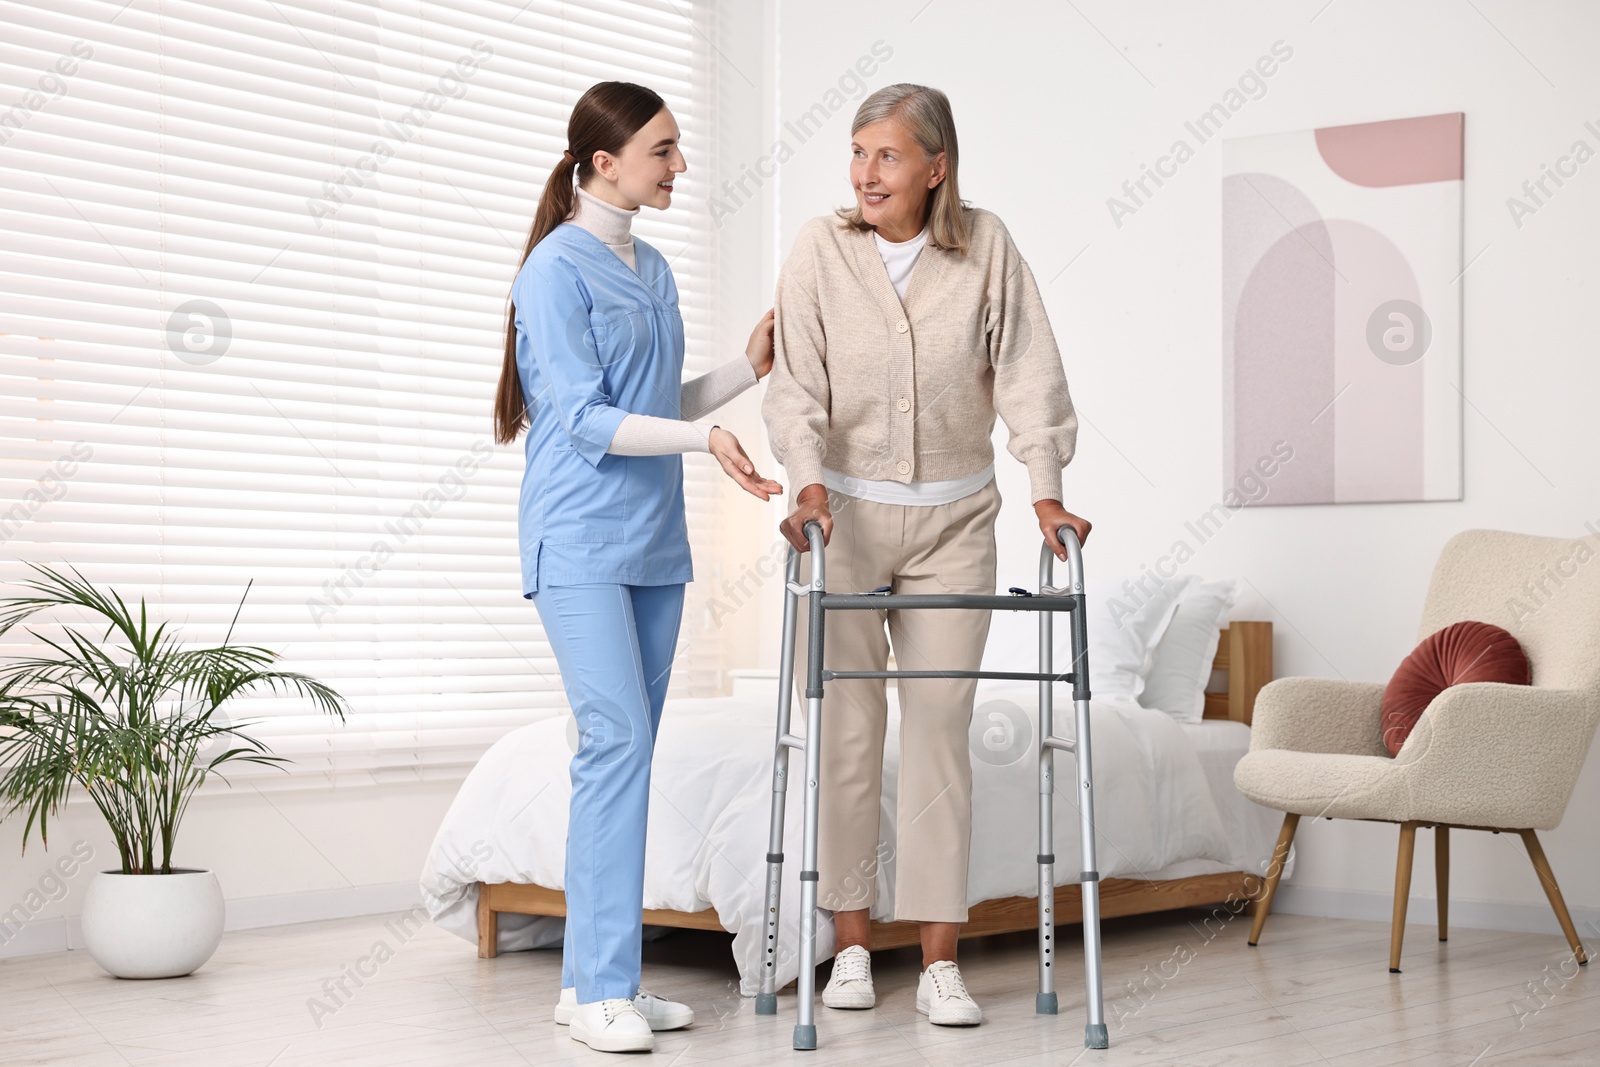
left=493, top=81, right=782, bottom=1054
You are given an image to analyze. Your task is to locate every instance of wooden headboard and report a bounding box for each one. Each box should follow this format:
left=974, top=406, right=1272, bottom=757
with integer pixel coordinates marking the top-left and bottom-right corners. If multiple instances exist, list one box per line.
left=1202, top=621, right=1273, bottom=726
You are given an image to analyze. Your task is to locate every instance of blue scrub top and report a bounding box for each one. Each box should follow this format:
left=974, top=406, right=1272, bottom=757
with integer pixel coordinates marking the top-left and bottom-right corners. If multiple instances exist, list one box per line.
left=510, top=224, right=694, bottom=596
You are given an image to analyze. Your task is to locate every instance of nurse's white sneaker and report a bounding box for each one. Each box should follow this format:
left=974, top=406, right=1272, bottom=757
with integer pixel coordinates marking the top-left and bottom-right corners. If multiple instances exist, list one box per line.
left=569, top=998, right=654, bottom=1053
left=630, top=989, right=695, bottom=1030
left=555, top=987, right=695, bottom=1031
left=821, top=944, right=875, bottom=1009
left=916, top=960, right=982, bottom=1026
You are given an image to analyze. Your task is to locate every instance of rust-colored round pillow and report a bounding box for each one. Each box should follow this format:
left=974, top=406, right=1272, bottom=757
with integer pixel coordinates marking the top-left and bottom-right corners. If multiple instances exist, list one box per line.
left=1381, top=621, right=1530, bottom=756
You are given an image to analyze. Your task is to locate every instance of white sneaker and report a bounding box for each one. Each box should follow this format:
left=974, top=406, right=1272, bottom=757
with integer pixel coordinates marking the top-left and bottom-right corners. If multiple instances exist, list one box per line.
left=569, top=998, right=654, bottom=1052
left=822, top=944, right=875, bottom=1009
left=916, top=960, right=982, bottom=1026
left=555, top=987, right=694, bottom=1031
left=630, top=988, right=694, bottom=1030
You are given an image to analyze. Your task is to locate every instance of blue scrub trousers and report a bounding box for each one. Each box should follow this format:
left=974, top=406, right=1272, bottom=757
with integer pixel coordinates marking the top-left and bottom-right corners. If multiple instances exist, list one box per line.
left=532, top=581, right=686, bottom=1003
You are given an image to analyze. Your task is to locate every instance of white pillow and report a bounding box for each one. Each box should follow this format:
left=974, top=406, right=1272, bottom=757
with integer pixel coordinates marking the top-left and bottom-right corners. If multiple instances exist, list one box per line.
left=1080, top=573, right=1196, bottom=702
left=981, top=573, right=1194, bottom=703
left=1139, top=578, right=1240, bottom=723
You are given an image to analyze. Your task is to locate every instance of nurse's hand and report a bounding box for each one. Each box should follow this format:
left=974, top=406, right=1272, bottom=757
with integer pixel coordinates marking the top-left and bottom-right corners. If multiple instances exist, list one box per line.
left=779, top=483, right=832, bottom=552
left=745, top=309, right=775, bottom=380
left=709, top=426, right=783, bottom=501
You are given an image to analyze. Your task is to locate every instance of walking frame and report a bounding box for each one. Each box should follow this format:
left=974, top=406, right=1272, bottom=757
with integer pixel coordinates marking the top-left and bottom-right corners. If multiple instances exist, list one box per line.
left=754, top=521, right=1109, bottom=1051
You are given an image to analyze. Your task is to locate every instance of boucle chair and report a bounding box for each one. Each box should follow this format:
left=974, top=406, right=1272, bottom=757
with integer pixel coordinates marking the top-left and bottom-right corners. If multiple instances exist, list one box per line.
left=1235, top=529, right=1600, bottom=971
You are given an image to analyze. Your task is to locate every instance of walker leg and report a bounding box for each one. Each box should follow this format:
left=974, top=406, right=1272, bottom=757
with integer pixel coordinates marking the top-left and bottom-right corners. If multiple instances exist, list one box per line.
left=794, top=697, right=823, bottom=1049
left=1036, top=787, right=1058, bottom=1016
left=1062, top=552, right=1106, bottom=1050
left=794, top=698, right=821, bottom=1050
left=793, top=563, right=826, bottom=1051
left=1075, top=691, right=1107, bottom=1048
left=758, top=549, right=803, bottom=1016
left=1036, top=592, right=1058, bottom=1015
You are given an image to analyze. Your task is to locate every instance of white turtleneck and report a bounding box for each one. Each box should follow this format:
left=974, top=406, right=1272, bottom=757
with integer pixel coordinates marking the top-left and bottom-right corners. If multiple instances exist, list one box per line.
left=570, top=186, right=640, bottom=271
left=565, top=185, right=760, bottom=457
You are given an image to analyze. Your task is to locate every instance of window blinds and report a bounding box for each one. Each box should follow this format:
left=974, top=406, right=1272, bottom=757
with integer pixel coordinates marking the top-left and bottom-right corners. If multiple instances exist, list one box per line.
left=0, top=0, right=722, bottom=779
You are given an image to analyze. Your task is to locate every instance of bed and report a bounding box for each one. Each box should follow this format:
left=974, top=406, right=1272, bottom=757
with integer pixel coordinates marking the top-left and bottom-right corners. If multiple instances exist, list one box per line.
left=421, top=618, right=1278, bottom=994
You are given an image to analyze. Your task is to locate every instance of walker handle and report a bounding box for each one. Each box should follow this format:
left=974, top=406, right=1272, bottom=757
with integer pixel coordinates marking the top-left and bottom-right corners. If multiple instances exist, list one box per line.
left=1042, top=524, right=1086, bottom=596
left=802, top=520, right=826, bottom=590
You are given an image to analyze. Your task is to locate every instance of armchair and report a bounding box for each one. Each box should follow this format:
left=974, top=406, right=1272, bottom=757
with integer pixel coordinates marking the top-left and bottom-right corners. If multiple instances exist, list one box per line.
left=1234, top=529, right=1600, bottom=971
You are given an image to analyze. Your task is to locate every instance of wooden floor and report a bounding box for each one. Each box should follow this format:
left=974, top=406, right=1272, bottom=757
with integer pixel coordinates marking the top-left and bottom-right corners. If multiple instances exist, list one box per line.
left=1, top=908, right=1595, bottom=1065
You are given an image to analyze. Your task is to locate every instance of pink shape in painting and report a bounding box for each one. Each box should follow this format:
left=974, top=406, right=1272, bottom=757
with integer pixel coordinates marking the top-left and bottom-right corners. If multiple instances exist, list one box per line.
left=1314, top=113, right=1463, bottom=188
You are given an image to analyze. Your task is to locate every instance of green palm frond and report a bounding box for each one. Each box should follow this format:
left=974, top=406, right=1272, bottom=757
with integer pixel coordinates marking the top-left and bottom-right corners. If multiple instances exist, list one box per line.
left=0, top=565, right=348, bottom=874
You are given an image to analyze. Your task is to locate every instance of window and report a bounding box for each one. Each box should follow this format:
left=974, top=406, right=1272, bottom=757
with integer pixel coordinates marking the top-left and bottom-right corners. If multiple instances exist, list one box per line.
left=0, top=0, right=721, bottom=777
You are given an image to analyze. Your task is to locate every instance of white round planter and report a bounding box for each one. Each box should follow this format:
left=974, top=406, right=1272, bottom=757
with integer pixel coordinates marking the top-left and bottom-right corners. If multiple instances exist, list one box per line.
left=80, top=869, right=225, bottom=979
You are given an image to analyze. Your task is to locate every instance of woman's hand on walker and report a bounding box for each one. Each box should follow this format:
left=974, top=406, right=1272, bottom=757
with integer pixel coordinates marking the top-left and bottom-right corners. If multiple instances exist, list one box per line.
left=1035, top=500, right=1091, bottom=561
left=744, top=308, right=775, bottom=380
left=779, top=483, right=832, bottom=552
left=708, top=426, right=782, bottom=501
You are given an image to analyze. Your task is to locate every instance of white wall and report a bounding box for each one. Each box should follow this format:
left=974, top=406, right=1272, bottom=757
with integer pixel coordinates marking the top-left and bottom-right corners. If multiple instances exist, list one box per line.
left=0, top=776, right=464, bottom=957
left=756, top=0, right=1600, bottom=933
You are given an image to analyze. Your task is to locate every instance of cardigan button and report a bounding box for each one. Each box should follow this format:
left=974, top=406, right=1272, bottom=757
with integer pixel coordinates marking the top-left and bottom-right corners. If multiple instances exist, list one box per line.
left=896, top=397, right=910, bottom=412
left=896, top=320, right=908, bottom=333
left=896, top=460, right=911, bottom=475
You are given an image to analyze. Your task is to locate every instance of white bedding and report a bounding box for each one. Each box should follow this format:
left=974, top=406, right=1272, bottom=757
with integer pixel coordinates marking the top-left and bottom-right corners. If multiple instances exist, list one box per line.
left=421, top=676, right=1282, bottom=996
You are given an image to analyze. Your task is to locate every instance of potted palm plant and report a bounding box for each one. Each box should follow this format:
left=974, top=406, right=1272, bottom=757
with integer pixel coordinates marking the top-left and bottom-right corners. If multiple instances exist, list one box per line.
left=0, top=565, right=346, bottom=978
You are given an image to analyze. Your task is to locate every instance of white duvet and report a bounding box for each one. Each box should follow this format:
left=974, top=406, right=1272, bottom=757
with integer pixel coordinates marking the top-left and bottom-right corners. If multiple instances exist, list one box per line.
left=421, top=678, right=1245, bottom=996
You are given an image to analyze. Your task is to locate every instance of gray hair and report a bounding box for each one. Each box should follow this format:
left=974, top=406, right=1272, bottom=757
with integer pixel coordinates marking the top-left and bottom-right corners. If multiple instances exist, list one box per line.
left=836, top=83, right=970, bottom=254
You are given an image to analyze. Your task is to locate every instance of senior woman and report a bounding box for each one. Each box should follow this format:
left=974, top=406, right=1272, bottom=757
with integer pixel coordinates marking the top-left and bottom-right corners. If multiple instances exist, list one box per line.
left=762, top=83, right=1090, bottom=1027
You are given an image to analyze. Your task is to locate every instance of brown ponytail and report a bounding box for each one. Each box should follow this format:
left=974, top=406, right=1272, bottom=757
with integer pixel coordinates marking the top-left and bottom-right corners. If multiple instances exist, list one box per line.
left=494, top=81, right=667, bottom=445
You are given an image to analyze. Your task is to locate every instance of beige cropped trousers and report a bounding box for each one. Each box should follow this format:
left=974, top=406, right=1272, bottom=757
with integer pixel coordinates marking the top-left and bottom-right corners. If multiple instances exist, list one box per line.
left=790, top=478, right=1000, bottom=923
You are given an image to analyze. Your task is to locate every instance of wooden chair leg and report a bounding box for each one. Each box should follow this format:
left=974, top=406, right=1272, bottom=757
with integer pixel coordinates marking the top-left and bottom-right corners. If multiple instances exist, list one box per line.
left=1248, top=812, right=1300, bottom=947
left=1435, top=825, right=1449, bottom=942
left=477, top=882, right=499, bottom=960
left=1520, top=830, right=1589, bottom=965
left=1390, top=822, right=1418, bottom=973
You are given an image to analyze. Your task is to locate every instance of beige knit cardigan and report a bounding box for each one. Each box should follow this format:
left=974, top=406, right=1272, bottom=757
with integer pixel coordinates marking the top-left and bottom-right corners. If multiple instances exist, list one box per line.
left=762, top=207, right=1078, bottom=504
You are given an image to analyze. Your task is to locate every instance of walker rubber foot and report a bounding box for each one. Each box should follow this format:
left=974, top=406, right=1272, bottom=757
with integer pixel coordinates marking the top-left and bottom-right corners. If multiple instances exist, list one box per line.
left=1085, top=1023, right=1109, bottom=1049
left=1036, top=992, right=1058, bottom=1015
left=755, top=993, right=777, bottom=1016
left=793, top=1024, right=817, bottom=1050
left=1389, top=967, right=1401, bottom=974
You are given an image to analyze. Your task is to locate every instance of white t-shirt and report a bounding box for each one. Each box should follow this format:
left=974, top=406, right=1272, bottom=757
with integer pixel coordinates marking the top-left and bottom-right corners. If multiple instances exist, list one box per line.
left=822, top=224, right=994, bottom=506
left=874, top=224, right=927, bottom=300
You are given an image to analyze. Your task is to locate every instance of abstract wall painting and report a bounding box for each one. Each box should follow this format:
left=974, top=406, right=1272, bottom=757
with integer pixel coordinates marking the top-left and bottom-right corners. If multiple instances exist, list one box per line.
left=1223, top=112, right=1464, bottom=505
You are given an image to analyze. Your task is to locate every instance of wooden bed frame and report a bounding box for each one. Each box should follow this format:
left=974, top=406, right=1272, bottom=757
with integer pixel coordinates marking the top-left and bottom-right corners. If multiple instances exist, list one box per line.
left=476, top=621, right=1273, bottom=959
